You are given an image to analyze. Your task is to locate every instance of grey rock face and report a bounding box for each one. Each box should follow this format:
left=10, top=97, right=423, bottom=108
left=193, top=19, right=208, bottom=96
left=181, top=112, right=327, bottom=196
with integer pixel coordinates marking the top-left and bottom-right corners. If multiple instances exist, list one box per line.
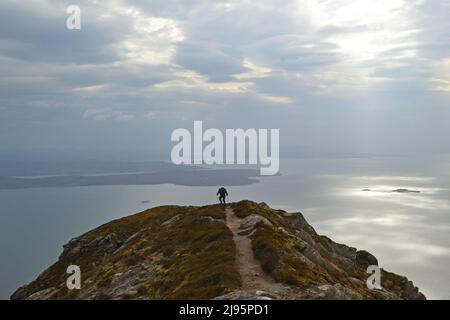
left=239, top=214, right=273, bottom=235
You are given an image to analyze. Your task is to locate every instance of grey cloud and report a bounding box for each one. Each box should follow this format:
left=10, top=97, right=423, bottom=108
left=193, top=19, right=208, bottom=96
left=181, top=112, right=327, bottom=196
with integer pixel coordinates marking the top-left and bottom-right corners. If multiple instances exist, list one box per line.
left=0, top=1, right=129, bottom=64
left=418, top=1, right=450, bottom=60
left=370, top=65, right=428, bottom=80
left=317, top=24, right=370, bottom=36
left=0, top=0, right=449, bottom=157
left=174, top=41, right=247, bottom=82
left=247, top=34, right=340, bottom=71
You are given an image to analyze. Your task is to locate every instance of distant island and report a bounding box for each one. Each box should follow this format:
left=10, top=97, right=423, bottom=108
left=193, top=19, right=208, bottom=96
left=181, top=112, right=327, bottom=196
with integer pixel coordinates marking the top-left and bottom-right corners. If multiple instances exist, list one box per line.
left=362, top=188, right=421, bottom=194
left=11, top=201, right=425, bottom=300
left=391, top=189, right=420, bottom=194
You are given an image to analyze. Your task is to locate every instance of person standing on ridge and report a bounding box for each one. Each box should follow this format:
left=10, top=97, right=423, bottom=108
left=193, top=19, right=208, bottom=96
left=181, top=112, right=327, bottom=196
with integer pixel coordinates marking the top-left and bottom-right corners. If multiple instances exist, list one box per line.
left=217, top=187, right=228, bottom=205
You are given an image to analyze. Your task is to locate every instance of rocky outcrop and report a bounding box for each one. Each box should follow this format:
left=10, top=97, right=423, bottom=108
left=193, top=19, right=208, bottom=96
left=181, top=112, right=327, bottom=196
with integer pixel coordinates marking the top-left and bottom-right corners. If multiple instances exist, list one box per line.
left=11, top=201, right=425, bottom=300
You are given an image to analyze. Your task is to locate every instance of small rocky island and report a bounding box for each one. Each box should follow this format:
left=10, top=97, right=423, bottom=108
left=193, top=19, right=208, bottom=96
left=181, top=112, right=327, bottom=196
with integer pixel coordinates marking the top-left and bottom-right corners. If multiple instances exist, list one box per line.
left=11, top=201, right=425, bottom=300
left=391, top=189, right=420, bottom=194
left=362, top=188, right=421, bottom=194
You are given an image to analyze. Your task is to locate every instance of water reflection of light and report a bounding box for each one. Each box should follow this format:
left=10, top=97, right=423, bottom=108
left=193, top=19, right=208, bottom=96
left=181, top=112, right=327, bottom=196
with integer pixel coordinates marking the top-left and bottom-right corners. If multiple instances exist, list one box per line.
left=343, top=184, right=450, bottom=210
left=307, top=168, right=450, bottom=298
left=317, top=211, right=450, bottom=268
left=353, top=176, right=437, bottom=182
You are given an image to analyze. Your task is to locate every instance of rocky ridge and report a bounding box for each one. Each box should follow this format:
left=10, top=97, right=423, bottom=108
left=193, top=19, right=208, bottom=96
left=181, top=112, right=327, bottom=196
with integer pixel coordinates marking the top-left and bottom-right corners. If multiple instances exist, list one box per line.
left=11, top=200, right=425, bottom=300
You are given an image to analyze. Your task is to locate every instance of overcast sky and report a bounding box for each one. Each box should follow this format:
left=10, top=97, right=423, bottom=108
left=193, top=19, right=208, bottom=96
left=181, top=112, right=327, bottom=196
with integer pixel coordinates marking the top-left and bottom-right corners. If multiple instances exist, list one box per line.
left=1, top=0, right=449, bottom=159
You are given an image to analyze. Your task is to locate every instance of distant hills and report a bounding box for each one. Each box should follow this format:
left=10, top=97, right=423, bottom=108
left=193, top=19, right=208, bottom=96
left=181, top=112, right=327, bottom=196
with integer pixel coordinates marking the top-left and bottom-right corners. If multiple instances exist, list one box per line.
left=0, top=160, right=191, bottom=176
left=0, top=160, right=261, bottom=189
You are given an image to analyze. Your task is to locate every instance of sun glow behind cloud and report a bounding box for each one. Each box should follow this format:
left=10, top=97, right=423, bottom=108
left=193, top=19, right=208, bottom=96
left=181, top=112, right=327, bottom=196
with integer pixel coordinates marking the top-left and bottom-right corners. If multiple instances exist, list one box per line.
left=292, top=0, right=426, bottom=92
left=121, top=16, right=184, bottom=65
left=432, top=58, right=450, bottom=92
left=299, top=0, right=422, bottom=60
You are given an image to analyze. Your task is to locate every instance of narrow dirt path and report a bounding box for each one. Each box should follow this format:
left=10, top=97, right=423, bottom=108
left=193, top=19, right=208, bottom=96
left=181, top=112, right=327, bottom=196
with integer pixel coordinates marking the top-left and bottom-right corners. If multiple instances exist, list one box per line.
left=225, top=206, right=274, bottom=290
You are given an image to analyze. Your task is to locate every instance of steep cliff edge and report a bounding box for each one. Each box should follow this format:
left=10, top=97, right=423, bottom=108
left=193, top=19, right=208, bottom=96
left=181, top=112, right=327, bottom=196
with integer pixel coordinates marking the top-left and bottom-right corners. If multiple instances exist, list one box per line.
left=11, top=200, right=425, bottom=300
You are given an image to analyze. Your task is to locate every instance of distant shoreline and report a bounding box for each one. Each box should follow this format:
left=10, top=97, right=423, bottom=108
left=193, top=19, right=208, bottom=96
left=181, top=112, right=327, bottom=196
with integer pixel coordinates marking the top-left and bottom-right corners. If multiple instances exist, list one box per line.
left=0, top=169, right=263, bottom=190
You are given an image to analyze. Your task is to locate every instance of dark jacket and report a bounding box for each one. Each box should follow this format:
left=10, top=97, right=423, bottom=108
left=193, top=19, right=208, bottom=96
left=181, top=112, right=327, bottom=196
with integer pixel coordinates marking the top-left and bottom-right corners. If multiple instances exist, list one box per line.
left=217, top=187, right=228, bottom=197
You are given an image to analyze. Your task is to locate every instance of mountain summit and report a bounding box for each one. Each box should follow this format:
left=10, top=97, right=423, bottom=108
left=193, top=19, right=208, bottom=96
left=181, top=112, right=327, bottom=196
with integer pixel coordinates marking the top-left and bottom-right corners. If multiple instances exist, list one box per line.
left=11, top=201, right=425, bottom=300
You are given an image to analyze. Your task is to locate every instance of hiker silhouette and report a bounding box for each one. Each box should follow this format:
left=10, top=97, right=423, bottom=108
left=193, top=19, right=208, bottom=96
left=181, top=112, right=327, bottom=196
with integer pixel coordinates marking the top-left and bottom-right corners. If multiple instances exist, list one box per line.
left=217, top=187, right=228, bottom=205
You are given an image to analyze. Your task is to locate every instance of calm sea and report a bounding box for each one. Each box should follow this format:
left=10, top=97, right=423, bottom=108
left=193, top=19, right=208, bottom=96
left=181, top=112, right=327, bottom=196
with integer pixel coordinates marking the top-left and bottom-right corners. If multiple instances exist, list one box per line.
left=1, top=156, right=449, bottom=299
